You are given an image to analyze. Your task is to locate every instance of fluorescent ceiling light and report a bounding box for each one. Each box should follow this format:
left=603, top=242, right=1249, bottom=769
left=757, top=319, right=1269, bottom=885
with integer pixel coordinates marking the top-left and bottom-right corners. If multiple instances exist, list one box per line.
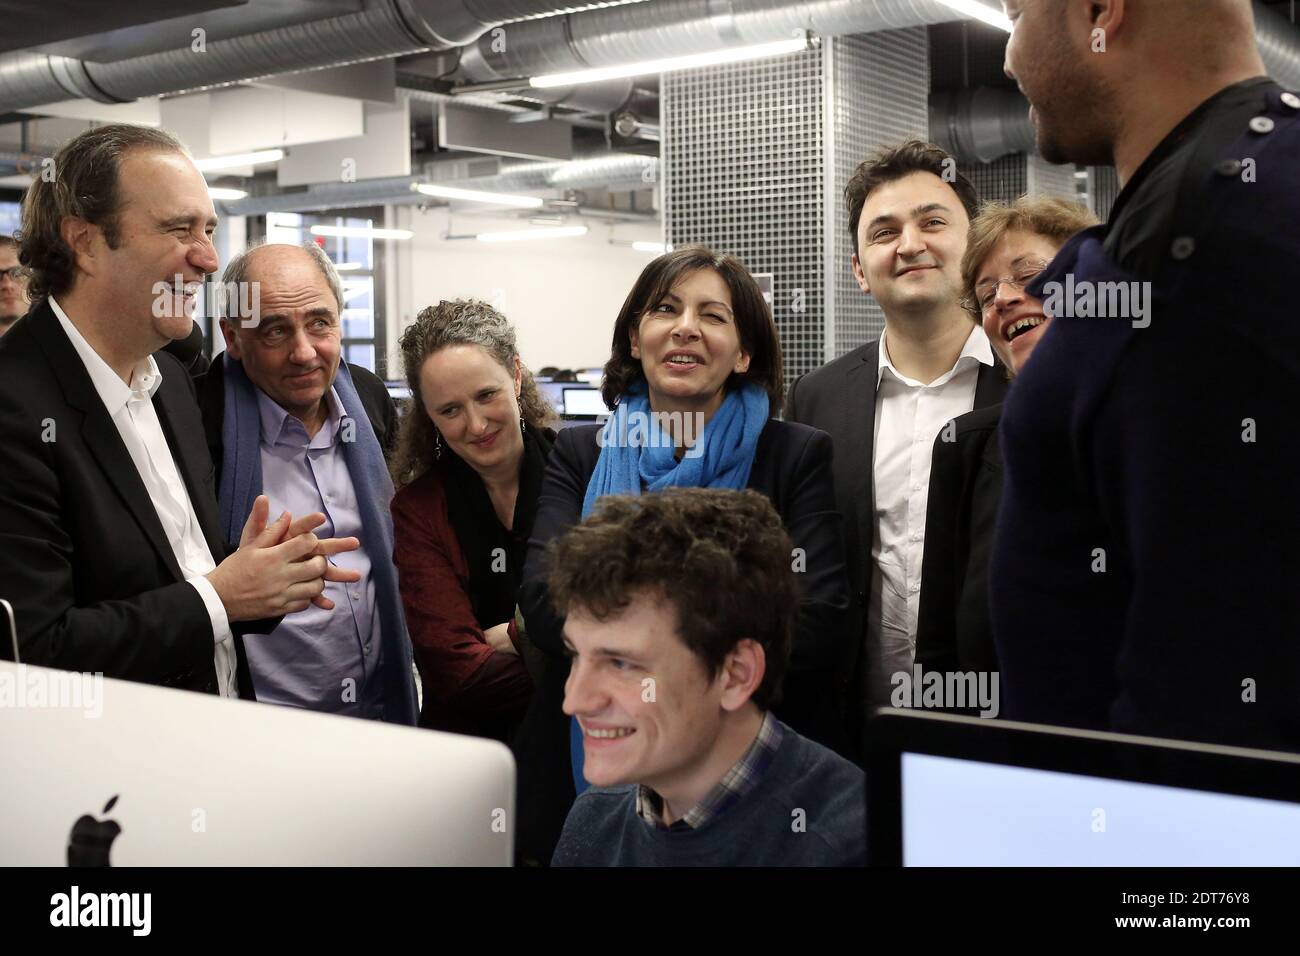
left=934, top=0, right=1012, bottom=32
left=413, top=183, right=543, bottom=208
left=631, top=241, right=666, bottom=253
left=310, top=225, right=414, bottom=240
left=529, top=36, right=808, bottom=88
left=194, top=149, right=286, bottom=172
left=206, top=186, right=248, bottom=200
left=477, top=226, right=589, bottom=243
left=335, top=262, right=364, bottom=271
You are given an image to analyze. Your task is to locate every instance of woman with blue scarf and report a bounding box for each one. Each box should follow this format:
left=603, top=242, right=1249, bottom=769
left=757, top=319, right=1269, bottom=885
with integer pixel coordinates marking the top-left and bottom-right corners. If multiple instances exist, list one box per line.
left=514, top=246, right=850, bottom=865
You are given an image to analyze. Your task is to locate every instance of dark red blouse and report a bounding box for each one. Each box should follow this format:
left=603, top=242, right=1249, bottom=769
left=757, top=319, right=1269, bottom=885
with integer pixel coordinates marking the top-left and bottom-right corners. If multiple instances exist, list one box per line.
left=391, top=468, right=533, bottom=737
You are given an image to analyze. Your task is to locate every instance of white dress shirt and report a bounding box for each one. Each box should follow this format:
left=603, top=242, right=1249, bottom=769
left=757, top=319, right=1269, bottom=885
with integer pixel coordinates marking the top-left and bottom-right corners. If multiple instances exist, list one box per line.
left=51, top=298, right=237, bottom=697
left=868, top=324, right=994, bottom=705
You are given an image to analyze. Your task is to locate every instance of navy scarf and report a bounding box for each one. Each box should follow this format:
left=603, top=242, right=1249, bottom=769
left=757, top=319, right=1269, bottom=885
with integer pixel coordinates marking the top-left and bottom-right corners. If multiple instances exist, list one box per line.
left=217, top=354, right=417, bottom=725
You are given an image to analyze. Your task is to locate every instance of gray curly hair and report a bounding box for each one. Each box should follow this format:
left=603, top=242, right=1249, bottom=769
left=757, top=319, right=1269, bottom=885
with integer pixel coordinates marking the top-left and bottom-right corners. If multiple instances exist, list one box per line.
left=391, top=298, right=556, bottom=487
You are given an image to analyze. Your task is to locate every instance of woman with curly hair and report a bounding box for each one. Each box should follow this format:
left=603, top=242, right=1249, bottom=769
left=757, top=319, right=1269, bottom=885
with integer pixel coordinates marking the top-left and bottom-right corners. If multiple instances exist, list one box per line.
left=390, top=299, right=557, bottom=744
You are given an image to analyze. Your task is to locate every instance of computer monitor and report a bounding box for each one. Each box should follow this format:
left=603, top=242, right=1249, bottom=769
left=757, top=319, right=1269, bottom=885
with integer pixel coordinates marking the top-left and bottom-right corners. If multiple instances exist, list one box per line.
left=562, top=386, right=608, bottom=419
left=0, top=661, right=515, bottom=865
left=867, top=709, right=1300, bottom=866
left=536, top=380, right=569, bottom=415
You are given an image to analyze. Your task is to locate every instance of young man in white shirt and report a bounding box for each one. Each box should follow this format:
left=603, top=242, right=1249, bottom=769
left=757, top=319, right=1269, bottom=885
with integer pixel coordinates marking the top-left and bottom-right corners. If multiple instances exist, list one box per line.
left=784, top=140, right=1008, bottom=754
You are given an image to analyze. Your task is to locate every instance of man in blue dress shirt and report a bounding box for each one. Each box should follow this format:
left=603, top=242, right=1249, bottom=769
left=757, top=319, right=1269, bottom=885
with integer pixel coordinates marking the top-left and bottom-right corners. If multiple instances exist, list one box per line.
left=199, top=242, right=416, bottom=723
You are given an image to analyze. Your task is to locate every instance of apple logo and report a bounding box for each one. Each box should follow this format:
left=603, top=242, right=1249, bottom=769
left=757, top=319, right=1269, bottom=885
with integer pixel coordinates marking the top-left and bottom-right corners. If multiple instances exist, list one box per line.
left=68, top=795, right=121, bottom=867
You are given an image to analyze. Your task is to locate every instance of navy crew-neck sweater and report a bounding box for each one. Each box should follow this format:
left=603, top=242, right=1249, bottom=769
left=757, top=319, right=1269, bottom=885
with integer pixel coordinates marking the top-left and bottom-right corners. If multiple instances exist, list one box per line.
left=550, top=722, right=865, bottom=866
left=989, top=79, right=1300, bottom=750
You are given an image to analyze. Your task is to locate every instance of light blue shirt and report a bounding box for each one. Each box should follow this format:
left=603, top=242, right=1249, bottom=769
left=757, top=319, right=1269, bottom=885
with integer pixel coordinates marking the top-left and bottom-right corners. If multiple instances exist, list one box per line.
left=242, top=386, right=384, bottom=717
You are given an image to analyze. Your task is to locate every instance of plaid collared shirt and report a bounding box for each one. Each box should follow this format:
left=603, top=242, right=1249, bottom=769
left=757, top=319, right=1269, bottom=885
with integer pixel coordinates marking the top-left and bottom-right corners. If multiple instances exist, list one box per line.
left=635, top=711, right=784, bottom=831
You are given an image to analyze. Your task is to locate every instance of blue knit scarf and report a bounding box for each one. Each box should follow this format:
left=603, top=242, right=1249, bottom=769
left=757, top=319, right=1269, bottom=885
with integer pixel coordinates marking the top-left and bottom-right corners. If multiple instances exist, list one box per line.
left=217, top=354, right=417, bottom=725
left=571, top=379, right=770, bottom=789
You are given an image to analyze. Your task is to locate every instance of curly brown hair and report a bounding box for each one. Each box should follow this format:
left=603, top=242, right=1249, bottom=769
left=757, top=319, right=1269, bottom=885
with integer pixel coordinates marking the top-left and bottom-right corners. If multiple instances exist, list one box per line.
left=546, top=487, right=797, bottom=710
left=18, top=124, right=187, bottom=302
left=391, top=298, right=556, bottom=488
left=601, top=245, right=784, bottom=416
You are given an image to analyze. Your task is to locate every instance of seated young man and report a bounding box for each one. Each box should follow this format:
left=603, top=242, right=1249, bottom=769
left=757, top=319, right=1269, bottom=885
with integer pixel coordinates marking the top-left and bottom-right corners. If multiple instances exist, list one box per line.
left=547, top=487, right=865, bottom=867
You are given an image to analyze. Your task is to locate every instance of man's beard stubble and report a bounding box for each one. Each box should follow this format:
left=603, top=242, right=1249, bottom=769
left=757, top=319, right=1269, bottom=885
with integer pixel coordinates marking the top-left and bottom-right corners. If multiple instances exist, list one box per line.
left=1027, top=36, right=1118, bottom=168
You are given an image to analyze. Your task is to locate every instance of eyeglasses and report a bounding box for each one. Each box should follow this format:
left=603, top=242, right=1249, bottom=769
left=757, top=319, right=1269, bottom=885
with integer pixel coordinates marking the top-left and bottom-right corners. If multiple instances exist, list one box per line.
left=0, top=267, right=29, bottom=282
left=964, top=257, right=1050, bottom=314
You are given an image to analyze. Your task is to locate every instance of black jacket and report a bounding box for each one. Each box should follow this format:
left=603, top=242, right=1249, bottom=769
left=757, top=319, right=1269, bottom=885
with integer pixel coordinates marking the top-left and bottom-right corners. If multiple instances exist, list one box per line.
left=514, top=418, right=850, bottom=865
left=914, top=403, right=1003, bottom=682
left=784, top=337, right=1007, bottom=750
left=0, top=301, right=262, bottom=694
left=195, top=356, right=399, bottom=485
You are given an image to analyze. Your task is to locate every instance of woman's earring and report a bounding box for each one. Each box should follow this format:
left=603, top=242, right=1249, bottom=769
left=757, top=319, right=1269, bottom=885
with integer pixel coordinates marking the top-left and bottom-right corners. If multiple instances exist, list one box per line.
left=520, top=415, right=527, bottom=435
left=434, top=430, right=442, bottom=460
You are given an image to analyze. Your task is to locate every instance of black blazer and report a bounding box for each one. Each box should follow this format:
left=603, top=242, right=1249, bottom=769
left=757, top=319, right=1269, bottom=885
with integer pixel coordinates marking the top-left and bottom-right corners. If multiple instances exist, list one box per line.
left=914, top=403, right=1003, bottom=682
left=783, top=337, right=1008, bottom=746
left=0, top=301, right=260, bottom=695
left=196, top=355, right=399, bottom=490
left=514, top=418, right=850, bottom=865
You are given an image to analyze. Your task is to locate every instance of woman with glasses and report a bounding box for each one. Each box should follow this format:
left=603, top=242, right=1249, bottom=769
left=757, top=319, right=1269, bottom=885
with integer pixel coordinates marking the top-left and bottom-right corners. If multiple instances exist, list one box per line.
left=915, top=197, right=1097, bottom=691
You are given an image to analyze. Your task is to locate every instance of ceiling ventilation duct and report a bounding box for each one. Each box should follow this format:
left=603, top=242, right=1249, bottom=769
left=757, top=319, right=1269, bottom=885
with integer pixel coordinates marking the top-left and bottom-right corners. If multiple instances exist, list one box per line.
left=928, top=87, right=1035, bottom=164
left=929, top=1, right=1300, bottom=163
left=457, top=0, right=971, bottom=82
left=0, top=0, right=647, bottom=113
left=219, top=150, right=656, bottom=214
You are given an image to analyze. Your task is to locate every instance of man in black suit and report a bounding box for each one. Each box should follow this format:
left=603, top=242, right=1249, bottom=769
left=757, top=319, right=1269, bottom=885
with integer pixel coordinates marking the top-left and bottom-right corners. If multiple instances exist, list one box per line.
left=0, top=123, right=359, bottom=695
left=784, top=140, right=1006, bottom=755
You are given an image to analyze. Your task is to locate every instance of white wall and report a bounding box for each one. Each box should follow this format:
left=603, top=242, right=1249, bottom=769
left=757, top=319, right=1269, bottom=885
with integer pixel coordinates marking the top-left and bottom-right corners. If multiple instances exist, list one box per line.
left=385, top=204, right=661, bottom=380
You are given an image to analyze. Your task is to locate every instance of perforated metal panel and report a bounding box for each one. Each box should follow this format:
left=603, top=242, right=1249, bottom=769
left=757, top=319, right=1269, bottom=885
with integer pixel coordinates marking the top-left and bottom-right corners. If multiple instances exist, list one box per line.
left=663, top=28, right=929, bottom=382
left=1025, top=153, right=1079, bottom=199
left=958, top=154, right=1026, bottom=206
left=663, top=44, right=826, bottom=384
left=831, top=28, right=930, bottom=354
left=1087, top=165, right=1120, bottom=219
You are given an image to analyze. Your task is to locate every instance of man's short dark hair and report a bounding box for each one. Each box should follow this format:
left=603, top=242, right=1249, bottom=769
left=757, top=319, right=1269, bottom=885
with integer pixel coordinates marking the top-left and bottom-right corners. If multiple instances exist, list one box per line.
left=845, top=139, right=980, bottom=256
left=546, top=488, right=798, bottom=710
left=18, top=123, right=187, bottom=302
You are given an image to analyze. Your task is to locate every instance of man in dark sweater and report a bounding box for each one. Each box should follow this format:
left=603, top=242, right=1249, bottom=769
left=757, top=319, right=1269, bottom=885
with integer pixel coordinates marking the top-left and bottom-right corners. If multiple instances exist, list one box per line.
left=546, top=488, right=865, bottom=867
left=991, top=0, right=1300, bottom=749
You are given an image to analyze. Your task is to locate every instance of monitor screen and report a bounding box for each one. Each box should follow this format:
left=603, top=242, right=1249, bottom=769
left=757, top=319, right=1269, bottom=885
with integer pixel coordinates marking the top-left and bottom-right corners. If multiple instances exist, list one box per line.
left=867, top=709, right=1300, bottom=867
left=562, top=387, right=608, bottom=417
left=537, top=381, right=568, bottom=414
left=901, top=752, right=1300, bottom=866
left=0, top=202, right=20, bottom=237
